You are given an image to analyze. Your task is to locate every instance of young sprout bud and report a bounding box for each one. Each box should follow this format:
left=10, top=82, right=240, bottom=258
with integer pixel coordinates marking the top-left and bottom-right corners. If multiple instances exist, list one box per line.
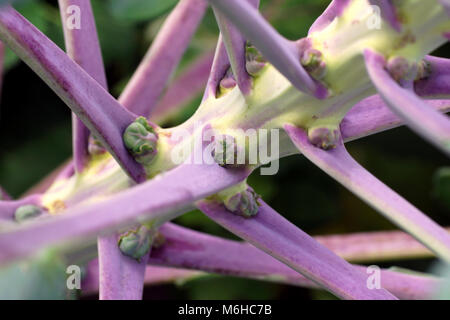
left=308, top=127, right=341, bottom=150
left=300, top=48, right=327, bottom=80
left=88, top=135, right=106, bottom=155
left=212, top=135, right=243, bottom=168
left=118, top=226, right=153, bottom=262
left=123, top=117, right=158, bottom=165
left=14, top=205, right=43, bottom=222
left=219, top=68, right=237, bottom=96
left=387, top=56, right=418, bottom=83
left=245, top=43, right=266, bottom=76
left=224, top=188, right=260, bottom=218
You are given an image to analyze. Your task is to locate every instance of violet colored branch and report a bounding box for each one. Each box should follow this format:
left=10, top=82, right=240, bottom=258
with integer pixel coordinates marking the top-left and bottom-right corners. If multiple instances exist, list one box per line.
left=415, top=56, right=450, bottom=98
left=340, top=96, right=450, bottom=142
left=0, top=6, right=146, bottom=182
left=0, top=162, right=250, bottom=264
left=118, top=0, right=208, bottom=118
left=206, top=0, right=326, bottom=98
left=308, top=0, right=351, bottom=35
left=147, top=223, right=439, bottom=300
left=211, top=0, right=259, bottom=96
left=58, top=0, right=108, bottom=173
left=368, top=0, right=402, bottom=32
left=197, top=200, right=397, bottom=300
left=202, top=35, right=230, bottom=100
left=82, top=260, right=202, bottom=296
left=152, top=51, right=214, bottom=122
left=284, top=124, right=450, bottom=263
left=364, top=49, right=450, bottom=157
left=97, top=234, right=149, bottom=300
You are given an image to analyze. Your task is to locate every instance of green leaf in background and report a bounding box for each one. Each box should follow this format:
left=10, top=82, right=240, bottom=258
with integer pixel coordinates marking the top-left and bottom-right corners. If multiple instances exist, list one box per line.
left=108, top=0, right=178, bottom=22
left=0, top=249, right=70, bottom=300
left=433, top=167, right=450, bottom=210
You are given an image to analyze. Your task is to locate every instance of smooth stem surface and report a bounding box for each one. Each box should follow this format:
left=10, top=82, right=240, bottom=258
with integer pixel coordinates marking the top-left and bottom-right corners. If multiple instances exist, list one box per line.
left=285, top=124, right=450, bottom=263
left=364, top=50, right=450, bottom=157
left=148, top=223, right=439, bottom=300
left=198, top=200, right=397, bottom=300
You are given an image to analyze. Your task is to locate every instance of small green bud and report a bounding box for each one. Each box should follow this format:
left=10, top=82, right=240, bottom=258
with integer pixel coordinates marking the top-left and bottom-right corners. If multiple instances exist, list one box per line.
left=224, top=189, right=260, bottom=218
left=300, top=49, right=327, bottom=80
left=14, top=205, right=43, bottom=222
left=123, top=117, right=158, bottom=165
left=212, top=135, right=243, bottom=168
left=245, top=43, right=266, bottom=76
left=118, top=226, right=153, bottom=262
left=308, top=127, right=340, bottom=150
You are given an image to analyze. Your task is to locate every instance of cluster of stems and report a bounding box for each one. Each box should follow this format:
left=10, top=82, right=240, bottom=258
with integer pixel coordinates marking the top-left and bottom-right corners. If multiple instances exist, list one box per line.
left=0, top=0, right=449, bottom=300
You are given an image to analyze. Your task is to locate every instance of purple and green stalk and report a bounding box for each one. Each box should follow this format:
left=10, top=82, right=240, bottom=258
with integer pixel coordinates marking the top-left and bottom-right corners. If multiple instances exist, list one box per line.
left=0, top=0, right=450, bottom=300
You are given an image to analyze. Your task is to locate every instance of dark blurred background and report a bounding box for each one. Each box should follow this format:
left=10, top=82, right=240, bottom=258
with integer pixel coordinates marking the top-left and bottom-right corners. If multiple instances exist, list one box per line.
left=0, top=0, right=449, bottom=300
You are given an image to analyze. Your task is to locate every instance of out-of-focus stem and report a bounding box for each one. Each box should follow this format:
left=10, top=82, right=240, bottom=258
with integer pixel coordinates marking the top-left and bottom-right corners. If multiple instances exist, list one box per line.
left=285, top=124, right=450, bottom=263
left=152, top=51, right=214, bottom=123
left=119, top=0, right=207, bottom=118
left=308, top=0, right=351, bottom=35
left=198, top=200, right=397, bottom=300
left=58, top=0, right=108, bottom=173
left=0, top=6, right=146, bottom=182
left=365, top=50, right=450, bottom=157
left=148, top=223, right=439, bottom=300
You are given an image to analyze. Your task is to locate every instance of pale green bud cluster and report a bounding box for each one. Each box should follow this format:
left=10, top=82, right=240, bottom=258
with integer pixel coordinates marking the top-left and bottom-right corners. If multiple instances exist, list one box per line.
left=245, top=43, right=266, bottom=76
left=224, top=188, right=260, bottom=218
left=123, top=117, right=158, bottom=165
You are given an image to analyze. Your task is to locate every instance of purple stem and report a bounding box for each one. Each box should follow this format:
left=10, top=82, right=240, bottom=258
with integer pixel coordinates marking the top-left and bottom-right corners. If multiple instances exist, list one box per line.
left=415, top=56, right=450, bottom=98
left=148, top=223, right=438, bottom=300
left=0, top=162, right=250, bottom=264
left=118, top=0, right=208, bottom=118
left=308, top=0, right=351, bottom=35
left=152, top=51, right=214, bottom=122
left=364, top=49, right=450, bottom=157
left=97, top=234, right=149, bottom=300
left=368, top=0, right=402, bottom=32
left=0, top=6, right=146, bottom=182
left=202, top=35, right=230, bottom=100
left=197, top=200, right=396, bottom=300
left=0, top=194, right=42, bottom=220
left=206, top=0, right=326, bottom=98
left=440, top=0, right=450, bottom=16
left=211, top=0, right=259, bottom=96
left=58, top=0, right=108, bottom=173
left=82, top=260, right=202, bottom=296
left=340, top=96, right=450, bottom=142
left=285, top=124, right=450, bottom=263
left=58, top=0, right=149, bottom=301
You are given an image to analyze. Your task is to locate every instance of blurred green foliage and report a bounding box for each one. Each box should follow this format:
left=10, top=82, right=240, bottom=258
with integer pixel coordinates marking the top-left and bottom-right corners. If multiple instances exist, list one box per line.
left=0, top=0, right=449, bottom=300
